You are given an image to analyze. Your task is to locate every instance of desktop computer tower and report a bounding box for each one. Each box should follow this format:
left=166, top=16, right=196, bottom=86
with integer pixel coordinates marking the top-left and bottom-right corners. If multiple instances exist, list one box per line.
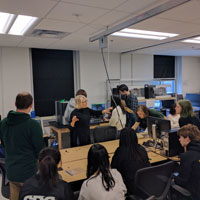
left=55, top=100, right=68, bottom=125
left=144, top=84, right=155, bottom=99
left=161, top=130, right=184, bottom=157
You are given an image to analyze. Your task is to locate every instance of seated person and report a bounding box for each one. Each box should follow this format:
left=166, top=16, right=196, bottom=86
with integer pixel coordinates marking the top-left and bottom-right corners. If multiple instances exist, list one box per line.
left=109, top=94, right=126, bottom=132
left=176, top=99, right=200, bottom=130
left=64, top=89, right=87, bottom=124
left=174, top=124, right=200, bottom=199
left=111, top=128, right=150, bottom=195
left=70, top=95, right=112, bottom=146
left=78, top=144, right=127, bottom=200
left=19, top=147, right=74, bottom=200
left=167, top=103, right=180, bottom=129
left=132, top=105, right=166, bottom=131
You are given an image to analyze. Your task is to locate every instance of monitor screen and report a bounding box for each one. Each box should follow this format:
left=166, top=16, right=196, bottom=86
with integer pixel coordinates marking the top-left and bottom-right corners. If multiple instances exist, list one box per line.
left=147, top=116, right=171, bottom=138
left=92, top=103, right=105, bottom=111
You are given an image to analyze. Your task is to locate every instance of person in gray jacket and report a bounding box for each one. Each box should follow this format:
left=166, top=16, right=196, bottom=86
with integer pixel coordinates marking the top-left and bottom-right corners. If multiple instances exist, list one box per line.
left=64, top=89, right=87, bottom=124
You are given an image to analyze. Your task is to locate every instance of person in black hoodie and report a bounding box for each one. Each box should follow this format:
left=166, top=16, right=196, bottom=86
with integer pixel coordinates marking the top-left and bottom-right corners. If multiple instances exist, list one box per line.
left=19, top=147, right=74, bottom=200
left=111, top=128, right=150, bottom=195
left=0, top=92, right=44, bottom=200
left=70, top=95, right=112, bottom=146
left=174, top=124, right=200, bottom=199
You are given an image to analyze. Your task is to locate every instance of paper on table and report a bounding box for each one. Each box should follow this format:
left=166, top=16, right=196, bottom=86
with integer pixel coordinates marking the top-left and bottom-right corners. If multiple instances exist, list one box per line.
left=65, top=168, right=84, bottom=176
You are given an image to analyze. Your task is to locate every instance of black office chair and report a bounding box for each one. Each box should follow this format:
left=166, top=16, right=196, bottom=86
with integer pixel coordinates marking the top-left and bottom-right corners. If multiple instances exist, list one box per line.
left=0, top=158, right=10, bottom=199
left=93, top=126, right=117, bottom=143
left=128, top=161, right=176, bottom=200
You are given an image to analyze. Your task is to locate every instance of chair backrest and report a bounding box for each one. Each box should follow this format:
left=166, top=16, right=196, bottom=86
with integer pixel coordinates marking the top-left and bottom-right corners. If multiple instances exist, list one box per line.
left=135, top=161, right=176, bottom=200
left=93, top=126, right=117, bottom=143
left=0, top=158, right=10, bottom=199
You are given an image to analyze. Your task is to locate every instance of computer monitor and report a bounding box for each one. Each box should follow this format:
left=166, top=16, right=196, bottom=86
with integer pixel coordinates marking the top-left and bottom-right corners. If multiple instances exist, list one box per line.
left=147, top=116, right=171, bottom=139
left=91, top=103, right=105, bottom=111
left=162, top=99, right=175, bottom=109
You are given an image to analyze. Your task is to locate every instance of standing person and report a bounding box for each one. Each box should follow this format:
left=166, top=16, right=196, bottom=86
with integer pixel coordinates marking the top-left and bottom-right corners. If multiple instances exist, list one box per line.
left=118, top=84, right=138, bottom=128
left=64, top=89, right=87, bottom=124
left=111, top=128, right=150, bottom=195
left=109, top=95, right=126, bottom=132
left=167, top=104, right=180, bottom=129
left=0, top=92, right=44, bottom=200
left=19, top=147, right=74, bottom=200
left=174, top=124, right=200, bottom=199
left=70, top=95, right=112, bottom=146
left=78, top=144, right=127, bottom=200
left=176, top=99, right=200, bottom=130
left=132, top=105, right=166, bottom=131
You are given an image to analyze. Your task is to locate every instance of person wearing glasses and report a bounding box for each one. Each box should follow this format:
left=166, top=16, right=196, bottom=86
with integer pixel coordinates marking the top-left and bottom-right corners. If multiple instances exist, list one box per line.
left=70, top=95, right=112, bottom=146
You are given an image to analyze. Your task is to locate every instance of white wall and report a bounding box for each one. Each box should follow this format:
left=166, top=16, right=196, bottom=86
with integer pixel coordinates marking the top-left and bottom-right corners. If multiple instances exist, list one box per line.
left=79, top=52, right=154, bottom=106
left=79, top=51, right=120, bottom=106
left=182, top=56, right=200, bottom=96
left=0, top=47, right=32, bottom=117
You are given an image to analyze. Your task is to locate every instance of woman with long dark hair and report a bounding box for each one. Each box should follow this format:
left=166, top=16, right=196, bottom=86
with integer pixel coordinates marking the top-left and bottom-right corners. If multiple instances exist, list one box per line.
left=109, top=94, right=126, bottom=131
left=19, top=147, right=74, bottom=200
left=78, top=144, right=126, bottom=200
left=111, top=128, right=150, bottom=195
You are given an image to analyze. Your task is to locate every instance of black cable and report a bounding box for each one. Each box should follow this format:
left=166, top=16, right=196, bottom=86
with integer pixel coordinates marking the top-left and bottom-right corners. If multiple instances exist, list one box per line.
left=100, top=47, right=124, bottom=129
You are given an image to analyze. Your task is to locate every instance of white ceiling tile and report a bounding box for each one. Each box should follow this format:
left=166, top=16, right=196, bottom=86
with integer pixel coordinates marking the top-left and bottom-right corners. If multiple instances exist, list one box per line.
left=0, top=0, right=57, bottom=17
left=92, top=10, right=131, bottom=26
left=18, top=37, right=59, bottom=48
left=130, top=17, right=200, bottom=35
left=158, top=1, right=200, bottom=22
left=115, top=0, right=164, bottom=13
left=47, top=2, right=109, bottom=23
left=60, top=0, right=127, bottom=10
left=36, top=19, right=85, bottom=33
left=0, top=34, right=24, bottom=47
left=75, top=24, right=106, bottom=35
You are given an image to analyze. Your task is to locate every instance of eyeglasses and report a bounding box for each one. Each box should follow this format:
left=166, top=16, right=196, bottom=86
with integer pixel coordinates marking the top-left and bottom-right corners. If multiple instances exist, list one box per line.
left=82, top=100, right=88, bottom=103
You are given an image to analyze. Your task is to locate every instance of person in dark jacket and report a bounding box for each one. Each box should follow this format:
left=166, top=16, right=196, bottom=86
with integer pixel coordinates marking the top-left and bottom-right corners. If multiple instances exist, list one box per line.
left=70, top=95, right=112, bottom=147
left=19, top=147, right=74, bottom=200
left=0, top=92, right=44, bottom=200
left=176, top=99, right=200, bottom=130
left=118, top=84, right=138, bottom=128
left=111, top=128, right=150, bottom=195
left=174, top=124, right=200, bottom=199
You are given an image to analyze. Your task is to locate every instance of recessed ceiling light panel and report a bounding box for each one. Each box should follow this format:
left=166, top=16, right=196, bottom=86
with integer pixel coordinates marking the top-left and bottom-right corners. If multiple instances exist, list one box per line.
left=112, top=28, right=178, bottom=40
left=0, top=12, right=15, bottom=34
left=8, top=15, right=38, bottom=36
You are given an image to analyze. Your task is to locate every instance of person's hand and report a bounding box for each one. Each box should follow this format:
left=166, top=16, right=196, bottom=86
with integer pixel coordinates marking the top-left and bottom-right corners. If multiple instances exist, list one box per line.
left=103, top=117, right=109, bottom=122
left=102, top=107, right=113, bottom=114
left=70, top=116, right=79, bottom=127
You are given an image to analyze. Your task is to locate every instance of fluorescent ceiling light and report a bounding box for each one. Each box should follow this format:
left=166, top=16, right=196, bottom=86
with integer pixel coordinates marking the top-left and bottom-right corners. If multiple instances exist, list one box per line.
left=122, top=28, right=178, bottom=37
left=182, top=39, right=200, bottom=44
left=8, top=15, right=38, bottom=35
left=112, top=28, right=178, bottom=40
left=0, top=12, right=15, bottom=34
left=112, top=32, right=167, bottom=40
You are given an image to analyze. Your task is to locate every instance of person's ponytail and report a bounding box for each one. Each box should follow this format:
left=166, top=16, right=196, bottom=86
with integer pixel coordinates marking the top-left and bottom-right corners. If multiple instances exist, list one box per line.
left=38, top=148, right=60, bottom=188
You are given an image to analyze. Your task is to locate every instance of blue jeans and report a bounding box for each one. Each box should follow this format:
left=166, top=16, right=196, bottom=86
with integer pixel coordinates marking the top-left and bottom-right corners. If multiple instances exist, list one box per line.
left=126, top=113, right=137, bottom=128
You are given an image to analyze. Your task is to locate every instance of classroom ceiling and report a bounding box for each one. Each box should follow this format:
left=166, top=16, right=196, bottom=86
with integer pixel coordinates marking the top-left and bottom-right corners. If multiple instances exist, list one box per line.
left=1, top=0, right=200, bottom=56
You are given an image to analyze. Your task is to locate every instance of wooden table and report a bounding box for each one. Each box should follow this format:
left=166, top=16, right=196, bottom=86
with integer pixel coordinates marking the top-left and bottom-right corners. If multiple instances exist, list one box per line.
left=50, top=122, right=109, bottom=149
left=59, top=137, right=169, bottom=183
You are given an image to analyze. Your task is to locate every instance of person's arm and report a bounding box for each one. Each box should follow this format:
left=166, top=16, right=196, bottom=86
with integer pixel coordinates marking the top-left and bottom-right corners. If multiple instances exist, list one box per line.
left=129, top=93, right=138, bottom=113
left=109, top=109, right=118, bottom=127
left=31, top=120, right=45, bottom=158
left=132, top=122, right=140, bottom=130
left=70, top=116, right=79, bottom=127
left=102, top=107, right=113, bottom=114
left=174, top=153, right=192, bottom=187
